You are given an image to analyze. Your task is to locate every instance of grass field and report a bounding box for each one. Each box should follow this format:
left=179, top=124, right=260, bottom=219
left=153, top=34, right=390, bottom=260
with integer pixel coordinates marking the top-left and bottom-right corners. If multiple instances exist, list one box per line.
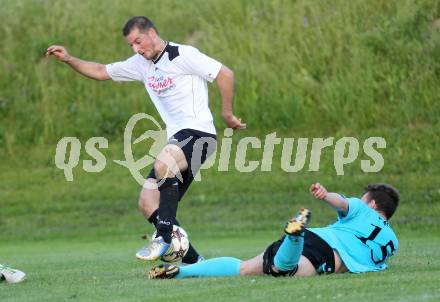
left=1, top=143, right=440, bottom=301
left=1, top=234, right=439, bottom=302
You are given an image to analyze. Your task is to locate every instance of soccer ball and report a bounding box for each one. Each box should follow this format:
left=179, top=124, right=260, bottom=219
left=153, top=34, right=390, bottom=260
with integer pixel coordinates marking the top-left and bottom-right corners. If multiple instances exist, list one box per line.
left=153, top=225, right=189, bottom=262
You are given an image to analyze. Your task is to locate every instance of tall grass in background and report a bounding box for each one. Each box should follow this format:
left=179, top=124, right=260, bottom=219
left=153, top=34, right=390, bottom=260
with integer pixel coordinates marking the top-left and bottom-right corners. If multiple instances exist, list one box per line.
left=0, top=0, right=439, bottom=151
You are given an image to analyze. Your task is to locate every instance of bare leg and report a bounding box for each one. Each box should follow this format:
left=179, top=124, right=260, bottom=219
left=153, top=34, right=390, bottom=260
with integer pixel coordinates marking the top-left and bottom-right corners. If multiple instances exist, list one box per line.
left=154, top=144, right=188, bottom=179
left=138, top=143, right=188, bottom=219
left=240, top=254, right=265, bottom=275
left=152, top=144, right=188, bottom=243
left=138, top=178, right=159, bottom=219
left=150, top=254, right=318, bottom=279
left=293, top=256, right=318, bottom=276
left=138, top=176, right=202, bottom=264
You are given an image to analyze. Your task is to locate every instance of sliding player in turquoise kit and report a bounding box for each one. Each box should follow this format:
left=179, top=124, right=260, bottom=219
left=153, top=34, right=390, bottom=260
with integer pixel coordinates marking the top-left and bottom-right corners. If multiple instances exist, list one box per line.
left=149, top=182, right=400, bottom=279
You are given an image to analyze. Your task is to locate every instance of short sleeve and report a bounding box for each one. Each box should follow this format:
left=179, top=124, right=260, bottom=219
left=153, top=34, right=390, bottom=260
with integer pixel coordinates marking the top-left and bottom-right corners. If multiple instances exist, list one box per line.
left=177, top=46, right=222, bottom=82
left=338, top=197, right=365, bottom=221
left=105, top=54, right=143, bottom=82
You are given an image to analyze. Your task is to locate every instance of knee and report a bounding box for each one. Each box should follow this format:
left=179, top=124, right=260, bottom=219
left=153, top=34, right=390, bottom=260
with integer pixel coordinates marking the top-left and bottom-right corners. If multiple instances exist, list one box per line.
left=154, top=145, right=186, bottom=179
left=153, top=160, right=170, bottom=179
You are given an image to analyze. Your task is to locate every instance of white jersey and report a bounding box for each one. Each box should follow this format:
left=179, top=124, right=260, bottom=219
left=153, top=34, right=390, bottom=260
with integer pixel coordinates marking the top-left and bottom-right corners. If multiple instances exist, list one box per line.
left=105, top=42, right=221, bottom=138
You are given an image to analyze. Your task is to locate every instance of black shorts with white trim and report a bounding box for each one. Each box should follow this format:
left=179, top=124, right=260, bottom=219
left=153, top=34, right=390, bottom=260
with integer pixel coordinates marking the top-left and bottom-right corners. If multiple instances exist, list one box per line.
left=146, top=128, right=217, bottom=201
left=263, top=229, right=335, bottom=277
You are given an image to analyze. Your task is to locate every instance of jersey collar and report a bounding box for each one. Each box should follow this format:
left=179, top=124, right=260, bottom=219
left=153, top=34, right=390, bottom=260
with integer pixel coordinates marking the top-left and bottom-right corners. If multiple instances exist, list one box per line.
left=152, top=41, right=169, bottom=64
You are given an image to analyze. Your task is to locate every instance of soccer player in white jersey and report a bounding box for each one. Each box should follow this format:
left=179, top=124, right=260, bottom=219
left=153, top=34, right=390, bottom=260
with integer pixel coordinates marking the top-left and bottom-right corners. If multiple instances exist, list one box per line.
left=149, top=183, right=400, bottom=279
left=46, top=16, right=246, bottom=263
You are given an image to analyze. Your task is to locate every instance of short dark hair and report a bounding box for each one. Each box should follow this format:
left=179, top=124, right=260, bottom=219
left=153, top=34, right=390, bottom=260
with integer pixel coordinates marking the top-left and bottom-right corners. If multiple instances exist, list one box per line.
left=122, top=16, right=158, bottom=36
left=363, top=183, right=400, bottom=219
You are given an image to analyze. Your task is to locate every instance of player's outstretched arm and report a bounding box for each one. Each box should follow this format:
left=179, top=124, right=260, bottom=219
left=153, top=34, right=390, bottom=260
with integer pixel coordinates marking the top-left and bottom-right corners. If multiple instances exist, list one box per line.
left=45, top=45, right=110, bottom=81
left=215, top=65, right=246, bottom=130
left=310, top=183, right=348, bottom=214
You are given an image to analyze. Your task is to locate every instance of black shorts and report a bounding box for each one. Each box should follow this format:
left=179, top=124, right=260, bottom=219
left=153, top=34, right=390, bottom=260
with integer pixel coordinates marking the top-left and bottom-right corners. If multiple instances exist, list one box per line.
left=263, top=229, right=335, bottom=277
left=146, top=128, right=217, bottom=200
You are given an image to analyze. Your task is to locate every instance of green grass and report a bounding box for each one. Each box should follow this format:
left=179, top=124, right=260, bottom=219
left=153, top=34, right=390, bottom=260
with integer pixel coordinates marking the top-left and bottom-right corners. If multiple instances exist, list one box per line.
left=1, top=142, right=440, bottom=301
left=1, top=0, right=440, bottom=148
left=1, top=142, right=439, bottom=242
left=1, top=234, right=439, bottom=302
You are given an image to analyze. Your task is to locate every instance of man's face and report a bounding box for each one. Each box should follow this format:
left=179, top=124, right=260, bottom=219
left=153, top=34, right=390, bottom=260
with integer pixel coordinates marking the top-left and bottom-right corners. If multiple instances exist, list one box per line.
left=125, top=27, right=158, bottom=60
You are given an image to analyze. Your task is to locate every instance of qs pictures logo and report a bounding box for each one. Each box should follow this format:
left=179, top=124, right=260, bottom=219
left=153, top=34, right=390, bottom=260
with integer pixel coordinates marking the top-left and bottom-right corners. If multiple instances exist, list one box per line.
left=55, top=113, right=387, bottom=185
left=55, top=113, right=167, bottom=186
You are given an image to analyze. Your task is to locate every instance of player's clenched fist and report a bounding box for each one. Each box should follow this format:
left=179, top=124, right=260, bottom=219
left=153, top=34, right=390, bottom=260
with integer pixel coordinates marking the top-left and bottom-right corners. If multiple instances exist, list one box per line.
left=223, top=114, right=246, bottom=130
left=310, top=183, right=328, bottom=200
left=45, top=45, right=72, bottom=62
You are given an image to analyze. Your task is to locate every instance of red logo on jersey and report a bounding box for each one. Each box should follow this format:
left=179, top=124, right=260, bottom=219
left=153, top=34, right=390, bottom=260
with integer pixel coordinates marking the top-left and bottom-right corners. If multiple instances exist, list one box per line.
left=147, top=75, right=175, bottom=95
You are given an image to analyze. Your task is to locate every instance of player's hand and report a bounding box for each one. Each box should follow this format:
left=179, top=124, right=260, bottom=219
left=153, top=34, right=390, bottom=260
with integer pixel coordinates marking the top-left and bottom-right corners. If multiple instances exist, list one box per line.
left=45, top=45, right=72, bottom=62
left=310, top=182, right=328, bottom=200
left=223, top=114, right=246, bottom=130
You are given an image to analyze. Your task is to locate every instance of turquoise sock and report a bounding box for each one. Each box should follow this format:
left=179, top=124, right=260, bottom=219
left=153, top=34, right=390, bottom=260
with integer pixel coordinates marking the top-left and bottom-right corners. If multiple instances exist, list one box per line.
left=176, top=257, right=241, bottom=279
left=274, top=235, right=304, bottom=271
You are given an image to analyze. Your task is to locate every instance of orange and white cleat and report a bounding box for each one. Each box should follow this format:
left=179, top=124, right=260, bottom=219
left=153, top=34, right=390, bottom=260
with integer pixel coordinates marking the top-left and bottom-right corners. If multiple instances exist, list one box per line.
left=284, top=208, right=311, bottom=236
